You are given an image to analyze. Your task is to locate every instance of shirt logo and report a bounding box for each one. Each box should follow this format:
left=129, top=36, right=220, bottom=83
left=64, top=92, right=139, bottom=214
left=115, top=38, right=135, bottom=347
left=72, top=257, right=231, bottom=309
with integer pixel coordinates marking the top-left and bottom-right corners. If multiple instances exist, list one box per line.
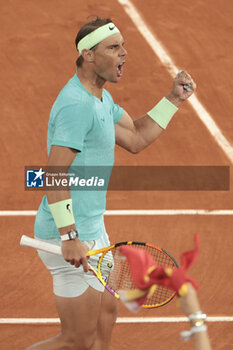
left=109, top=24, right=115, bottom=31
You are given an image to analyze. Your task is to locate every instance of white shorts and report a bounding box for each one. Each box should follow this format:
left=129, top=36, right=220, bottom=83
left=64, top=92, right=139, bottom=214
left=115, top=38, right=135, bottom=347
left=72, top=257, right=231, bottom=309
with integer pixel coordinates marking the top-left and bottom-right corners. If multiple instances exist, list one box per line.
left=37, top=226, right=111, bottom=298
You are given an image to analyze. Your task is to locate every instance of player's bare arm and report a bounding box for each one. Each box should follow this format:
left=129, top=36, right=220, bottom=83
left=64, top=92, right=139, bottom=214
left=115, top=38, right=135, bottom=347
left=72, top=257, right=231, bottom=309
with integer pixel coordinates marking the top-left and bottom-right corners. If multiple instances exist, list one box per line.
left=46, top=145, right=89, bottom=271
left=180, top=283, right=212, bottom=350
left=115, top=70, right=196, bottom=153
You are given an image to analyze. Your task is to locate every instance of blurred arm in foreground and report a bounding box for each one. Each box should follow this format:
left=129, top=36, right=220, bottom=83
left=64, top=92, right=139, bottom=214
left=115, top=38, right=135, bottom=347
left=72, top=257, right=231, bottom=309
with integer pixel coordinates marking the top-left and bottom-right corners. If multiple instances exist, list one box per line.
left=179, top=283, right=212, bottom=350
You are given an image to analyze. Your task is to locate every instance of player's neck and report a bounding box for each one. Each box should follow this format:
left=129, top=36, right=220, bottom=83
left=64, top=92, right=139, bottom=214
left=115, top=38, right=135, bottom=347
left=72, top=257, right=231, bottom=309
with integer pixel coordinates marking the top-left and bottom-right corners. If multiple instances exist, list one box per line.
left=77, top=68, right=105, bottom=100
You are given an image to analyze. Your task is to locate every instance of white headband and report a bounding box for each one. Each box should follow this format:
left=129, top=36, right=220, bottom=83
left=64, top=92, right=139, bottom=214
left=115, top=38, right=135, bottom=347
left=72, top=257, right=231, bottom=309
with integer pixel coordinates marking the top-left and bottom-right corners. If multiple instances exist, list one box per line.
left=77, top=23, right=120, bottom=54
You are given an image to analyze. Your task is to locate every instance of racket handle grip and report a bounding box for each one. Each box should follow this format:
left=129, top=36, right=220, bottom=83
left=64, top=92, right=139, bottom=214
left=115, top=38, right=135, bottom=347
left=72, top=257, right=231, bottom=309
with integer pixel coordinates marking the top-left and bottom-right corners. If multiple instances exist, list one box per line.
left=20, top=235, right=62, bottom=256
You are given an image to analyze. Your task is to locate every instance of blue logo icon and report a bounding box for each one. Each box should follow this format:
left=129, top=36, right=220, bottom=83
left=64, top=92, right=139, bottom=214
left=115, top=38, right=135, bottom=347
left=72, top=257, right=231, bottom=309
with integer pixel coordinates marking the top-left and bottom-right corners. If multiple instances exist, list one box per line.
left=26, top=168, right=45, bottom=188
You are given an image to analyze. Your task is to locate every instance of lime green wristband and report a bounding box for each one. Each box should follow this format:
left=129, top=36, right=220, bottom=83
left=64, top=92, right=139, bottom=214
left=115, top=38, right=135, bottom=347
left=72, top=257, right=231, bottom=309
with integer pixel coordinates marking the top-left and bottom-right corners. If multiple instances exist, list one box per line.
left=49, top=199, right=75, bottom=228
left=147, top=97, right=178, bottom=129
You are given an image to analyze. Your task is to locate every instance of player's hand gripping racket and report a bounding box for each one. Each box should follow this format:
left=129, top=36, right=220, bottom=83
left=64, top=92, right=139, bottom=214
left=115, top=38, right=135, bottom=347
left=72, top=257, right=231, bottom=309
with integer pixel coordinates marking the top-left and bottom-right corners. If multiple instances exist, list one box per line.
left=20, top=235, right=178, bottom=309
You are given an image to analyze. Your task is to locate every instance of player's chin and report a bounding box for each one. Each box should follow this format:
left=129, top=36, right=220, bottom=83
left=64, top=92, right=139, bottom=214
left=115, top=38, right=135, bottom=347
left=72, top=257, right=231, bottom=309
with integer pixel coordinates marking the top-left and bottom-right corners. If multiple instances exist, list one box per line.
left=109, top=74, right=122, bottom=83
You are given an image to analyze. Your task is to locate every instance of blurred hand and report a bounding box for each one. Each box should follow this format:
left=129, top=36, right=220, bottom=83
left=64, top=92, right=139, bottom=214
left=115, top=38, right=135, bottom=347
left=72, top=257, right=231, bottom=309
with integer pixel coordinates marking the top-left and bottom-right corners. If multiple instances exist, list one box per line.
left=179, top=283, right=201, bottom=316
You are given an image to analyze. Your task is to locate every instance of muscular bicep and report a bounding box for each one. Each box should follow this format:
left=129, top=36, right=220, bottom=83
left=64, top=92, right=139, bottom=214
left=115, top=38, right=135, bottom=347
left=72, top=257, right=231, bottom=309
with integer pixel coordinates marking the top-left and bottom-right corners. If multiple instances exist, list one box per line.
left=115, top=110, right=137, bottom=152
left=115, top=110, right=163, bottom=153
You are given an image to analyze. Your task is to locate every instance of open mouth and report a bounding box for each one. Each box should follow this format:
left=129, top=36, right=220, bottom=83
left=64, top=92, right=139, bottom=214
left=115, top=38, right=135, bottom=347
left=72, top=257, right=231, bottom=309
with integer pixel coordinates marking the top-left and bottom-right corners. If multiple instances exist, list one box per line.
left=117, top=63, right=124, bottom=77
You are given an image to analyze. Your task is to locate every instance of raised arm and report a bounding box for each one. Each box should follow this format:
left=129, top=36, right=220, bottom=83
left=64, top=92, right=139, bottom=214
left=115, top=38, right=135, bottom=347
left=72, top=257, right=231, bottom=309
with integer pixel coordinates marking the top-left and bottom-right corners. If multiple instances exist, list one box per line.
left=115, top=70, right=196, bottom=153
left=179, top=283, right=212, bottom=350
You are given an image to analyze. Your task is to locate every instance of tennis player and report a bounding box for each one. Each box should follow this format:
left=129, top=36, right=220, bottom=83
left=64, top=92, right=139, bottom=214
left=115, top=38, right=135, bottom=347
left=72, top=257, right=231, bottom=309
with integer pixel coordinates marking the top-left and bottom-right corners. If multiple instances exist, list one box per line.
left=26, top=17, right=196, bottom=350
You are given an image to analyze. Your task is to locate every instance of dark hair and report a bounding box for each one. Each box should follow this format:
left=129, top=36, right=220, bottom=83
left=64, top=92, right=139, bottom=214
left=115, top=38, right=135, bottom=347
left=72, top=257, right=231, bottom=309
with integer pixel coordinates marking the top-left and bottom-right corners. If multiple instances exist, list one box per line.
left=75, top=17, right=112, bottom=68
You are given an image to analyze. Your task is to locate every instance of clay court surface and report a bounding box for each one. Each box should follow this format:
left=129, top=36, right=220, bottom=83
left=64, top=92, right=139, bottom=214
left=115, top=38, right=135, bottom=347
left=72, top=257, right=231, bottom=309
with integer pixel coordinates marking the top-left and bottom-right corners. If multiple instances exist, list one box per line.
left=1, top=0, right=233, bottom=349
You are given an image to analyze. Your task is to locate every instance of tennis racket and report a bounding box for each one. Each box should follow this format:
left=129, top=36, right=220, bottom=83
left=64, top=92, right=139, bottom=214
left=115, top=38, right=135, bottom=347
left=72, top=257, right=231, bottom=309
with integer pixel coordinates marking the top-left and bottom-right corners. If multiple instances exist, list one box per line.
left=20, top=235, right=178, bottom=309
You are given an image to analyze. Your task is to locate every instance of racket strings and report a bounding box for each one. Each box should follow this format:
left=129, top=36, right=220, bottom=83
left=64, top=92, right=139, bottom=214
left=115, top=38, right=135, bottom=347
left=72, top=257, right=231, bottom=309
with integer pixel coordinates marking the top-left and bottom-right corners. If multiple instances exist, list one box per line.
left=101, top=244, right=176, bottom=307
left=143, top=246, right=177, bottom=305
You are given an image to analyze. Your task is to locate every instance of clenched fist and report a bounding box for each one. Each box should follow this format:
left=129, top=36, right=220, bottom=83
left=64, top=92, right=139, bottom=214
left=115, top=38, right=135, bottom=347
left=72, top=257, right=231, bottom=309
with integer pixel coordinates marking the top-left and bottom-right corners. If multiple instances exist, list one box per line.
left=166, top=70, right=196, bottom=107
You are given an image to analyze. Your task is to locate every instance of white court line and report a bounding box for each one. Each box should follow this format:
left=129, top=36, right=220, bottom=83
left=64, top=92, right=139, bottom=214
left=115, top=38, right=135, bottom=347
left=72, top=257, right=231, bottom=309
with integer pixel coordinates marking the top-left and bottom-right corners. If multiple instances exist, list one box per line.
left=1, top=210, right=233, bottom=216
left=117, top=0, right=233, bottom=164
left=1, top=317, right=233, bottom=325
